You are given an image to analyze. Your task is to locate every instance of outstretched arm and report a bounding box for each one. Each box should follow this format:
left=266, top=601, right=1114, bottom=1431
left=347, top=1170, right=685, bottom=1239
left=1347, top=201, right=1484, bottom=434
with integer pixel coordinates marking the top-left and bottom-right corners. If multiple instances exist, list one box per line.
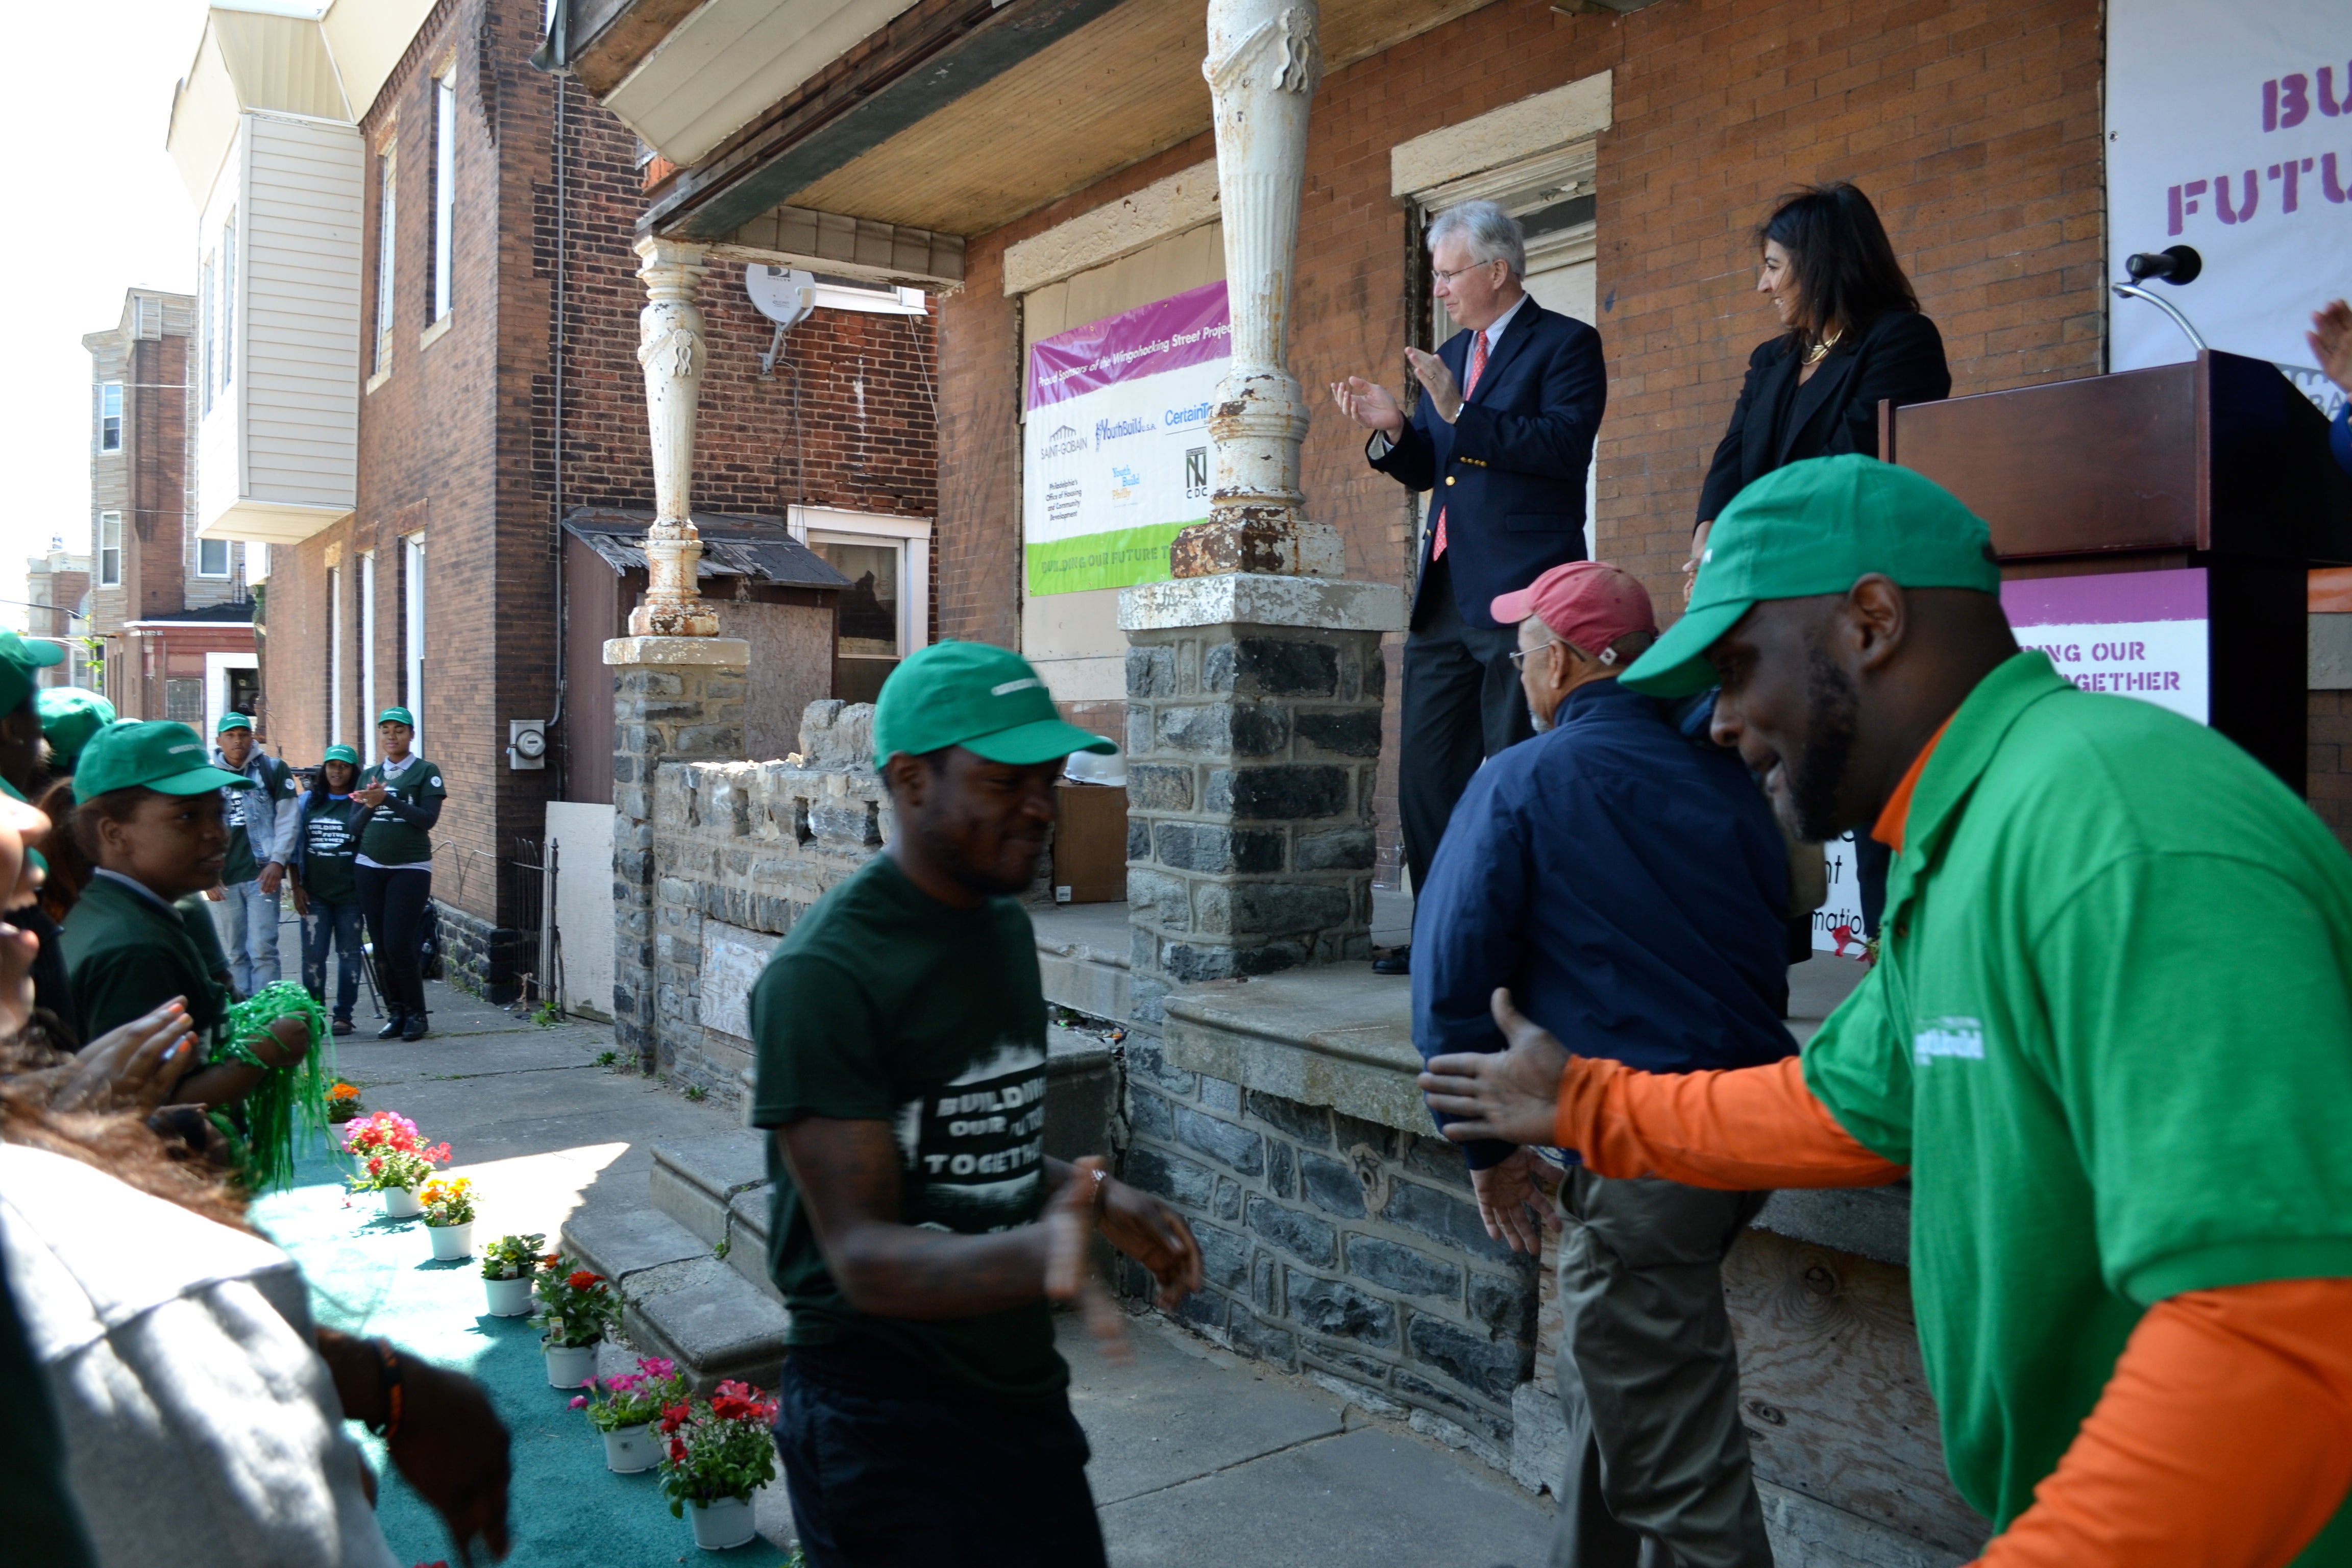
left=1418, top=988, right=1903, bottom=1189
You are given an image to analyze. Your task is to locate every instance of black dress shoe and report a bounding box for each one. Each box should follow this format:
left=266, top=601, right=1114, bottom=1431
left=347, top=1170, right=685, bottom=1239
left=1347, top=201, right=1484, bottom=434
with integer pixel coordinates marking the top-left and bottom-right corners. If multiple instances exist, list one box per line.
left=376, top=1015, right=406, bottom=1040
left=1371, top=946, right=1410, bottom=976
left=402, top=1014, right=429, bottom=1042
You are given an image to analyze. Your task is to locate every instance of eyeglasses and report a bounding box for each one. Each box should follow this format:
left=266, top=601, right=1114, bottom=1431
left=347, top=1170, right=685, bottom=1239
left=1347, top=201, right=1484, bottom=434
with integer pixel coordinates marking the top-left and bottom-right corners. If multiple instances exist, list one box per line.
left=1507, top=639, right=1563, bottom=670
left=1431, top=260, right=1501, bottom=285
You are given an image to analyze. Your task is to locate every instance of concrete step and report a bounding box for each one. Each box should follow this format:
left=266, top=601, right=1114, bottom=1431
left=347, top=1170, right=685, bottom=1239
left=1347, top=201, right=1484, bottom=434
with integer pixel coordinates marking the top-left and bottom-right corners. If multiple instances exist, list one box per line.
left=623, top=1258, right=791, bottom=1395
left=725, top=1187, right=783, bottom=1304
left=649, top=1131, right=772, bottom=1247
left=561, top=1201, right=711, bottom=1290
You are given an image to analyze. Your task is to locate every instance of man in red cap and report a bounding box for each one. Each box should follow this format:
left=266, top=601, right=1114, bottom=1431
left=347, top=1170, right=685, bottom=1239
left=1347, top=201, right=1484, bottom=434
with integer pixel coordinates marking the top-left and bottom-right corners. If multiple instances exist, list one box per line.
left=1411, top=559, right=1794, bottom=1568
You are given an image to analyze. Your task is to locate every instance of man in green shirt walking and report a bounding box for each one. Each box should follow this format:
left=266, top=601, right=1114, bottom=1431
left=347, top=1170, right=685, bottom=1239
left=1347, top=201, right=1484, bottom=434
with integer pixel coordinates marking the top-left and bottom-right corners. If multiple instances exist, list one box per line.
left=1420, top=456, right=2352, bottom=1565
left=751, top=641, right=1203, bottom=1567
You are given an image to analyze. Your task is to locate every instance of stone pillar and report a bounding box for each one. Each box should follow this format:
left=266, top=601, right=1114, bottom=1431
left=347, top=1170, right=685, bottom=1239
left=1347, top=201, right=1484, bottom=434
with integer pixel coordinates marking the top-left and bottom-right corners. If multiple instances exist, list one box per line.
left=1119, top=576, right=1404, bottom=1022
left=606, top=635, right=749, bottom=1070
left=631, top=237, right=720, bottom=638
left=1173, top=0, right=1343, bottom=579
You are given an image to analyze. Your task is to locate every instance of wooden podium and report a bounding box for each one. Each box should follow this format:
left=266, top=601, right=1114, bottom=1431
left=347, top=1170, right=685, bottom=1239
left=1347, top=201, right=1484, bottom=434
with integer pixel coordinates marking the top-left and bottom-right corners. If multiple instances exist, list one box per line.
left=1881, top=350, right=2352, bottom=790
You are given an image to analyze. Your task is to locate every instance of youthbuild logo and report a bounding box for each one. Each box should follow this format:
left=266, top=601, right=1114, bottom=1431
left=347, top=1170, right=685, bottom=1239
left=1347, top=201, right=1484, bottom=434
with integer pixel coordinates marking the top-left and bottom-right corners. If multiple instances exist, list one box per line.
left=1095, top=416, right=1154, bottom=443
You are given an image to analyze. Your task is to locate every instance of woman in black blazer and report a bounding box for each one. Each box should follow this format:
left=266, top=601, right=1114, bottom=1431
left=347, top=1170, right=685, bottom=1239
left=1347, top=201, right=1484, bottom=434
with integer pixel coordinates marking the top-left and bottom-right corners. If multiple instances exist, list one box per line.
left=1692, top=182, right=1950, bottom=943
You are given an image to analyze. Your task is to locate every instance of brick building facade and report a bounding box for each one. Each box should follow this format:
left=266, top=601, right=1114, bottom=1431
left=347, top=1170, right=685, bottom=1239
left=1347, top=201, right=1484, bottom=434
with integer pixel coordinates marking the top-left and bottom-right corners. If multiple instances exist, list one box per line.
left=251, top=0, right=937, bottom=998
left=930, top=0, right=2103, bottom=878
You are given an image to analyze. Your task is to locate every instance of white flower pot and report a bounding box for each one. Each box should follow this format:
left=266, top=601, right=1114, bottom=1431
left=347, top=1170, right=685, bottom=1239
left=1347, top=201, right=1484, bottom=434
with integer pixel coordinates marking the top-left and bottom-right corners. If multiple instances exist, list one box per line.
left=483, top=1274, right=534, bottom=1316
left=690, top=1496, right=756, bottom=1551
left=603, top=1423, right=657, bottom=1473
left=426, top=1220, right=473, bottom=1261
left=382, top=1186, right=423, bottom=1219
left=545, top=1342, right=598, bottom=1388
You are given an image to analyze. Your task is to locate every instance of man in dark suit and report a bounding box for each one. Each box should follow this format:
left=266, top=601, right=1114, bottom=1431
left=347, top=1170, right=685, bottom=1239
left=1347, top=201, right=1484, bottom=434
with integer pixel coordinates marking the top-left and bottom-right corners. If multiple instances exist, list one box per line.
left=1333, top=200, right=1606, bottom=973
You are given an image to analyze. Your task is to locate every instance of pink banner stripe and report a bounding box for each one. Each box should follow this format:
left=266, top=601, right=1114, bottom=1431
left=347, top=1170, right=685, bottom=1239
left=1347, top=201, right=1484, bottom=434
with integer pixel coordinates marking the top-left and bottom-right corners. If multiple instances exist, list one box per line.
left=1026, top=281, right=1231, bottom=411
left=2001, top=567, right=2208, bottom=627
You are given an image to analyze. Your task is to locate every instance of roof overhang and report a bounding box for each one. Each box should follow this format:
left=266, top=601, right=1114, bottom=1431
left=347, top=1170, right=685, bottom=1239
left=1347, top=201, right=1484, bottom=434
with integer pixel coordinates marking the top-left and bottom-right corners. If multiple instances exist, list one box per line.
left=198, top=499, right=354, bottom=546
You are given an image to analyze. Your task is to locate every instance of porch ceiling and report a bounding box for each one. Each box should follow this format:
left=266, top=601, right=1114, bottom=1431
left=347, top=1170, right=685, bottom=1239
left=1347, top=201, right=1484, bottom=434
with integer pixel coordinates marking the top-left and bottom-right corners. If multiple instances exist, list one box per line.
left=650, top=0, right=1496, bottom=244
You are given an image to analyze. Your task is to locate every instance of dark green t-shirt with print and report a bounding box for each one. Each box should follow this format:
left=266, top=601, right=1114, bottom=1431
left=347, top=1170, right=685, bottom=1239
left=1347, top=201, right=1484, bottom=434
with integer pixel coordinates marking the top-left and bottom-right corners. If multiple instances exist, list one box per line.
left=300, top=796, right=368, bottom=905
left=748, top=853, right=1061, bottom=1405
left=358, top=755, right=445, bottom=867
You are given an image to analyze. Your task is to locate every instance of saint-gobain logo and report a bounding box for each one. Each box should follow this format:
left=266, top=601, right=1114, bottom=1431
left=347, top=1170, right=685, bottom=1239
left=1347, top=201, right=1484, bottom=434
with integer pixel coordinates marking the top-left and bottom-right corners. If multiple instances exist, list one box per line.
left=1913, top=1016, right=1986, bottom=1064
left=1039, top=423, right=1088, bottom=459
left=1184, top=447, right=1209, bottom=500
left=1095, top=416, right=1154, bottom=443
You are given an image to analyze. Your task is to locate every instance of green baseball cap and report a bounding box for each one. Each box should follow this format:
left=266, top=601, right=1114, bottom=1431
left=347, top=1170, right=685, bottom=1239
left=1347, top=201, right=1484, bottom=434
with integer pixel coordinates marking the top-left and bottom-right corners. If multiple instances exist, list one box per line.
left=74, top=720, right=257, bottom=803
left=872, top=641, right=1114, bottom=768
left=1622, top=456, right=2001, bottom=698
left=377, top=706, right=414, bottom=727
left=0, top=632, right=67, bottom=715
left=217, top=711, right=253, bottom=733
left=323, top=744, right=360, bottom=765
left=38, top=687, right=116, bottom=768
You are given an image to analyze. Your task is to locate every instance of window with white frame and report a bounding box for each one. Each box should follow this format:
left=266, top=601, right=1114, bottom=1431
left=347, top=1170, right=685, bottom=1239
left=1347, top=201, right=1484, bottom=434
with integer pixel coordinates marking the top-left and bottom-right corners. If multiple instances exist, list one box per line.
left=98, top=513, right=122, bottom=587
left=359, top=550, right=378, bottom=762
left=811, top=276, right=929, bottom=315
left=374, top=142, right=398, bottom=376
left=99, top=383, right=121, bottom=453
left=430, top=73, right=456, bottom=323
left=197, top=538, right=231, bottom=578
left=792, top=507, right=932, bottom=706
left=220, top=208, right=236, bottom=391
left=199, top=254, right=215, bottom=414
left=329, top=566, right=345, bottom=748
left=403, top=534, right=425, bottom=752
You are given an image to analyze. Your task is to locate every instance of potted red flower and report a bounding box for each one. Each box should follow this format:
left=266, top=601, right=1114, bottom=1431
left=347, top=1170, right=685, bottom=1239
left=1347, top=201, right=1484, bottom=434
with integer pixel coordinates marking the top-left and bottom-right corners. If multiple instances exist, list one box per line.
left=532, top=1253, right=619, bottom=1387
left=656, top=1381, right=779, bottom=1550
left=340, top=1110, right=451, bottom=1218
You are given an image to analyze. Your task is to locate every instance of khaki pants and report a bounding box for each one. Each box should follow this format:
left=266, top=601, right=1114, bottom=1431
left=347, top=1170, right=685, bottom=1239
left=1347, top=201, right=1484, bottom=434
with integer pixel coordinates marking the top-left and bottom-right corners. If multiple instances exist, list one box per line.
left=1549, top=1168, right=1775, bottom=1568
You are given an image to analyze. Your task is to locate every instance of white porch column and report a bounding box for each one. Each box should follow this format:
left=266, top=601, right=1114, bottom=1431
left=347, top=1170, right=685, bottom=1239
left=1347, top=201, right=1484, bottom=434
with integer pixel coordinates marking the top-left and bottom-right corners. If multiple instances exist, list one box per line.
left=631, top=236, right=720, bottom=637
left=1173, top=0, right=1343, bottom=579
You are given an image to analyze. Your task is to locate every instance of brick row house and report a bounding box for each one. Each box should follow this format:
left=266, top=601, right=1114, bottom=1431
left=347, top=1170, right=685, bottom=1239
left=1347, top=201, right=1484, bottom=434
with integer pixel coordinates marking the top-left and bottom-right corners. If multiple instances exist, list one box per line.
left=163, top=0, right=939, bottom=999
left=24, top=542, right=93, bottom=692
left=78, top=287, right=260, bottom=729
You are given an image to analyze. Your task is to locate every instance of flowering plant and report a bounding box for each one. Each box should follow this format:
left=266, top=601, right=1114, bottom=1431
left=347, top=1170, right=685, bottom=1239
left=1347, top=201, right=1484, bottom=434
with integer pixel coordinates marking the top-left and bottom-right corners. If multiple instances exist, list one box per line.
left=327, top=1082, right=365, bottom=1122
left=567, top=1356, right=688, bottom=1433
left=340, top=1111, right=451, bottom=1193
left=479, top=1232, right=545, bottom=1282
left=656, top=1380, right=779, bottom=1512
left=532, top=1253, right=620, bottom=1349
left=419, top=1177, right=476, bottom=1227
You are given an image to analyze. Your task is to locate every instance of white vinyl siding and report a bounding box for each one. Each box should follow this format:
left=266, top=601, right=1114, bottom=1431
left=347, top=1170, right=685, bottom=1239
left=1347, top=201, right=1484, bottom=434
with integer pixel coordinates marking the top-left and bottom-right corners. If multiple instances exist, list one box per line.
left=195, top=111, right=363, bottom=546
left=430, top=72, right=455, bottom=323
left=99, top=513, right=122, bottom=587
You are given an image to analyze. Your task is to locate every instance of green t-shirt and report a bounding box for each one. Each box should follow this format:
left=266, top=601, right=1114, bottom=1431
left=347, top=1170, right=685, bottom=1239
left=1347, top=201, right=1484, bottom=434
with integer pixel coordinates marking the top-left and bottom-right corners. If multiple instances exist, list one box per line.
left=218, top=754, right=296, bottom=886
left=1803, top=653, right=2352, bottom=1549
left=748, top=854, right=1062, bottom=1404
left=357, top=754, right=445, bottom=868
left=300, top=796, right=367, bottom=906
left=62, top=874, right=231, bottom=1045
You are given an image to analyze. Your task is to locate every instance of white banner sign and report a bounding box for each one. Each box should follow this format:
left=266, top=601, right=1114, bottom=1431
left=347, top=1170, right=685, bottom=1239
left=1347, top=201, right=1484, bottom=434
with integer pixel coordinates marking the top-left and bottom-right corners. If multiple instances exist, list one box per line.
left=2107, top=0, right=2351, bottom=419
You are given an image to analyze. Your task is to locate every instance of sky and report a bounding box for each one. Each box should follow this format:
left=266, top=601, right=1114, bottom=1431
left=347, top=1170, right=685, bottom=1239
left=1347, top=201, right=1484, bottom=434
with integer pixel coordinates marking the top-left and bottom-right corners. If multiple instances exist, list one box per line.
left=0, top=0, right=321, bottom=629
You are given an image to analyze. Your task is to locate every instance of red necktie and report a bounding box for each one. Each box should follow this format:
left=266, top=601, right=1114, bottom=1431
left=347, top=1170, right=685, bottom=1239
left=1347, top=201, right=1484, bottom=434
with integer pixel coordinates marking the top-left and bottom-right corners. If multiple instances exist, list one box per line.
left=1432, top=329, right=1488, bottom=560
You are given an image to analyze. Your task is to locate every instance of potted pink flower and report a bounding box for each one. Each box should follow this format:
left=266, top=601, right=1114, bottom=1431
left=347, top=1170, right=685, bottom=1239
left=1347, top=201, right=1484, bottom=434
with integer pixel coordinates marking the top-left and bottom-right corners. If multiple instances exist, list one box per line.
left=657, top=1381, right=779, bottom=1550
left=340, top=1110, right=451, bottom=1218
left=569, top=1356, right=688, bottom=1473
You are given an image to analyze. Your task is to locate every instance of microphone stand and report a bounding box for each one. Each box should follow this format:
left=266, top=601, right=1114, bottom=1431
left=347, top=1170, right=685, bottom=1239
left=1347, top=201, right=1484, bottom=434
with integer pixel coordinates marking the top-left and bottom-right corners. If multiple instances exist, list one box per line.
left=2112, top=281, right=2209, bottom=353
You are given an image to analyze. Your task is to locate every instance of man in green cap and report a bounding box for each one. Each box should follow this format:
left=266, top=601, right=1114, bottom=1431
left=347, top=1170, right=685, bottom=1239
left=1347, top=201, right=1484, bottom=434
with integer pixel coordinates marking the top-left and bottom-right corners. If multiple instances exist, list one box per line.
left=1418, top=454, right=2352, bottom=1565
left=36, top=687, right=115, bottom=780
left=0, top=630, right=68, bottom=801
left=749, top=641, right=1204, bottom=1566
left=206, top=710, right=299, bottom=997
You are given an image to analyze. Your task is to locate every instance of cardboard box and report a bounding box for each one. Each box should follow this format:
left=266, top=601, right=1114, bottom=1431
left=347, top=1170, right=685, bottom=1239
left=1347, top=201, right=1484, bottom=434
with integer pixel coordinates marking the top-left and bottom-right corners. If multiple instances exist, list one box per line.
left=1052, top=781, right=1130, bottom=903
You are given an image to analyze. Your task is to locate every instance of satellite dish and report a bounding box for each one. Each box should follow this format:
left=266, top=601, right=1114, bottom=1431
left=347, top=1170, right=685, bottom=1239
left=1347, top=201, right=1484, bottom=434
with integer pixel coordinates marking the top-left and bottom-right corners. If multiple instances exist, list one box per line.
left=746, top=264, right=816, bottom=327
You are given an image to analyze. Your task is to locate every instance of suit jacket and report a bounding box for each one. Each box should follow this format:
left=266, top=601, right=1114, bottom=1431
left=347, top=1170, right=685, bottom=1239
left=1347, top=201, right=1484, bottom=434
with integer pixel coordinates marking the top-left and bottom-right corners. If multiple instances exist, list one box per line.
left=1696, top=309, right=1951, bottom=524
left=1367, top=298, right=1607, bottom=631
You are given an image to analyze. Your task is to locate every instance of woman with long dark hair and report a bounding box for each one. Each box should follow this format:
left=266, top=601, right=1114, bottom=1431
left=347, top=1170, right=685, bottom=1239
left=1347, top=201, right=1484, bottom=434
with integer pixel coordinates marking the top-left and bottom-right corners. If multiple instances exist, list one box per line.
left=1691, top=183, right=1950, bottom=941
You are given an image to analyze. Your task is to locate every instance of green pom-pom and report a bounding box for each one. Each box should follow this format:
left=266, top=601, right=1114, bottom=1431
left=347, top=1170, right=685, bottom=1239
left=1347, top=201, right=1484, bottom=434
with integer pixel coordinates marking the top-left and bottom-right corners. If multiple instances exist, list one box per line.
left=215, top=981, right=336, bottom=1192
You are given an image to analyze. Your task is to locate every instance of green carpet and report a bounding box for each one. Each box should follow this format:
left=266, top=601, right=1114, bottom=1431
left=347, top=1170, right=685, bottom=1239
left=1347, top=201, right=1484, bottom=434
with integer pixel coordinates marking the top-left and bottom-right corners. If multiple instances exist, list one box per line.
left=251, top=1137, right=790, bottom=1568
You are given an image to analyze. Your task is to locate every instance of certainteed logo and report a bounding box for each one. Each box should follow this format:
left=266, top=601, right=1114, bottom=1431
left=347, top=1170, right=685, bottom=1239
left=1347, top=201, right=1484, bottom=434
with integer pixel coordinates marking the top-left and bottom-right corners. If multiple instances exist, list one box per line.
left=1913, top=1016, right=1986, bottom=1064
left=1038, top=423, right=1088, bottom=459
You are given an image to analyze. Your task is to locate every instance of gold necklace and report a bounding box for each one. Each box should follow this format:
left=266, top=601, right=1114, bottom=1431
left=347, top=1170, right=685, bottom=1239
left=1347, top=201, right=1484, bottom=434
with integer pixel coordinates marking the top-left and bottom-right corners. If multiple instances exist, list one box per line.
left=1802, top=328, right=1844, bottom=368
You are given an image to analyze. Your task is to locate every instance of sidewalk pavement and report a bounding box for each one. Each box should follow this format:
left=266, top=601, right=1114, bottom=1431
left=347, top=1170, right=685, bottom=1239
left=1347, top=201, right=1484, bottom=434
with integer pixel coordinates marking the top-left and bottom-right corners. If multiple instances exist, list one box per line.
left=330, top=978, right=1559, bottom=1565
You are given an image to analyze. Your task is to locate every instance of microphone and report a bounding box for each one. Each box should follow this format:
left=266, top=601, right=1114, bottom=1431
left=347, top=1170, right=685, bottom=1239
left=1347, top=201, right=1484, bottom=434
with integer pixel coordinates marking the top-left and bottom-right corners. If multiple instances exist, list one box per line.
left=2124, top=246, right=2202, bottom=286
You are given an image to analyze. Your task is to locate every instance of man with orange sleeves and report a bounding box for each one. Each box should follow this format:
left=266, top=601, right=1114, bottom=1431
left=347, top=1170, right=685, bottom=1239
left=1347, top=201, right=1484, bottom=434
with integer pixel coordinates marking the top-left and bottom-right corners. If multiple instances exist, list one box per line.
left=1421, top=454, right=2352, bottom=1566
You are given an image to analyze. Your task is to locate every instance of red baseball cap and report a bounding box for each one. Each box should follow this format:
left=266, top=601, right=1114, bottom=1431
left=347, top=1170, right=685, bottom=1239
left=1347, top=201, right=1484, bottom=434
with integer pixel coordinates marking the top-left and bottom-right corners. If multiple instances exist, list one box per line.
left=1490, top=561, right=1658, bottom=659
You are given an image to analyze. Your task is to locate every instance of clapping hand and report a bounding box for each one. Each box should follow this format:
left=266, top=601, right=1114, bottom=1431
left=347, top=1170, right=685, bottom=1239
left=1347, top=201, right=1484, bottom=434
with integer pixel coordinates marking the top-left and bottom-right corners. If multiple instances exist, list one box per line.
left=1404, top=347, right=1465, bottom=424
left=1042, top=1157, right=1136, bottom=1365
left=354, top=782, right=389, bottom=810
left=1329, top=376, right=1406, bottom=437
left=2311, top=300, right=2352, bottom=398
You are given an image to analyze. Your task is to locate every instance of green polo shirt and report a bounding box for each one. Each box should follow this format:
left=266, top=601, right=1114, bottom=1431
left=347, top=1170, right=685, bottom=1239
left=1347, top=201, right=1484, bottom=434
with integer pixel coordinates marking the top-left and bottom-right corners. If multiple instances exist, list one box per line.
left=61, top=873, right=231, bottom=1045
left=1803, top=652, right=2352, bottom=1549
left=357, top=754, right=445, bottom=868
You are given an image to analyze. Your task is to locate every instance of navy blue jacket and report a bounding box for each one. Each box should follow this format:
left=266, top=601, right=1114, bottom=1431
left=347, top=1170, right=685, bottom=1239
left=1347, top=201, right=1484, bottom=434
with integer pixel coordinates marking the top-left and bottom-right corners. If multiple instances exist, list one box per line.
left=1411, top=679, right=1796, bottom=1169
left=1369, top=299, right=1606, bottom=631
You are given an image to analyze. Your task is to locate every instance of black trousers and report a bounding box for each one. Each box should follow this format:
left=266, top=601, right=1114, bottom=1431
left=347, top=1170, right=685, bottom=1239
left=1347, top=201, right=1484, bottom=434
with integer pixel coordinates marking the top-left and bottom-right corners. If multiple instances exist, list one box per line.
left=774, top=1343, right=1107, bottom=1568
left=354, top=866, right=432, bottom=1020
left=1399, top=552, right=1537, bottom=890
